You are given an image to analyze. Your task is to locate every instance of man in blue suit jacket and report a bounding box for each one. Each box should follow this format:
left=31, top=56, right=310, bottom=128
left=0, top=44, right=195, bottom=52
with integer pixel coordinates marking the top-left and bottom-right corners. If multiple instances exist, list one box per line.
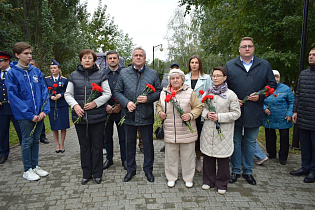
left=0, top=51, right=22, bottom=164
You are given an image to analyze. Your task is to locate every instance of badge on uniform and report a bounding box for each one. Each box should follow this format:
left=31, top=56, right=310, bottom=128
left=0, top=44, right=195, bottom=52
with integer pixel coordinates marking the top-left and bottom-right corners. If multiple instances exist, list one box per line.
left=33, top=75, right=38, bottom=83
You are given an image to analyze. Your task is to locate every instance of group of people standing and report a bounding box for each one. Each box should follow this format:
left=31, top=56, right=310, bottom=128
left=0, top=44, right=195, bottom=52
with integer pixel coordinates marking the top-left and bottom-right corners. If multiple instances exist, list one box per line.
left=1, top=38, right=315, bottom=192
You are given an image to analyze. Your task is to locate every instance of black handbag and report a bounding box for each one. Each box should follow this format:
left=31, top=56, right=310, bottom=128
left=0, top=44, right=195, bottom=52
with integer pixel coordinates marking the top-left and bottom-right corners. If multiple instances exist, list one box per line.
left=155, top=120, right=164, bottom=139
left=155, top=94, right=167, bottom=139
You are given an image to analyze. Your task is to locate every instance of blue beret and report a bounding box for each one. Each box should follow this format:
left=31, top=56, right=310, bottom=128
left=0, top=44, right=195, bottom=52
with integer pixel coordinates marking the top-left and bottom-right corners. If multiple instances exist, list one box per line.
left=51, top=59, right=60, bottom=66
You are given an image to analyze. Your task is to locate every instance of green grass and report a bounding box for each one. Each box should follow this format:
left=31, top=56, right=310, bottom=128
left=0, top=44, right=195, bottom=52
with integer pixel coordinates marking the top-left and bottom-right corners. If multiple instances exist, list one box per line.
left=257, top=126, right=300, bottom=154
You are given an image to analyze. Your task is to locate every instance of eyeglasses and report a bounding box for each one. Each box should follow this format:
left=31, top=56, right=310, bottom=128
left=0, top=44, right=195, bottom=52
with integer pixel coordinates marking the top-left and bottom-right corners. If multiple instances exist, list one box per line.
left=211, top=75, right=224, bottom=79
left=240, top=45, right=254, bottom=49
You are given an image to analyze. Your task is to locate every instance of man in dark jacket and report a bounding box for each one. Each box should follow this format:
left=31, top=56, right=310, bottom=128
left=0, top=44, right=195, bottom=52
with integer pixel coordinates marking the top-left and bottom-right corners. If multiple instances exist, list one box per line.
left=225, top=37, right=276, bottom=185
left=0, top=51, right=22, bottom=164
left=114, top=47, right=161, bottom=182
left=290, top=47, right=315, bottom=183
left=102, top=50, right=126, bottom=170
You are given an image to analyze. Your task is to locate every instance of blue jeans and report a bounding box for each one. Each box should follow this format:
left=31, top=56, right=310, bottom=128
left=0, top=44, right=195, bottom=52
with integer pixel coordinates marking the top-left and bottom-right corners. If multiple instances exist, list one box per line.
left=231, top=126, right=259, bottom=175
left=18, top=120, right=43, bottom=172
left=255, top=142, right=267, bottom=161
left=300, top=129, right=315, bottom=174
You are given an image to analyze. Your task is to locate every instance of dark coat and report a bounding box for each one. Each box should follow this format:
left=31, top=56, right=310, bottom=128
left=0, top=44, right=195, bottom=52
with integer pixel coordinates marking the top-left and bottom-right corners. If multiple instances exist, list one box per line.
left=68, top=64, right=107, bottom=124
left=225, top=56, right=276, bottom=127
left=114, top=65, right=162, bottom=126
left=103, top=66, right=122, bottom=121
left=293, top=66, right=315, bottom=130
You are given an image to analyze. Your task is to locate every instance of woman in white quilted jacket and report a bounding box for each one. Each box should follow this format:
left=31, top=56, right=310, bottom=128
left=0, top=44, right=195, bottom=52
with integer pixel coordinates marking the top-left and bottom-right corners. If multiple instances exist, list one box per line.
left=200, top=67, right=241, bottom=194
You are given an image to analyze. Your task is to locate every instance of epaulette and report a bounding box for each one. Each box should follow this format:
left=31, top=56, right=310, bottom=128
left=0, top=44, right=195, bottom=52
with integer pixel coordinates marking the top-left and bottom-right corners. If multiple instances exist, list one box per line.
left=45, top=76, right=51, bottom=78
left=61, top=76, right=67, bottom=79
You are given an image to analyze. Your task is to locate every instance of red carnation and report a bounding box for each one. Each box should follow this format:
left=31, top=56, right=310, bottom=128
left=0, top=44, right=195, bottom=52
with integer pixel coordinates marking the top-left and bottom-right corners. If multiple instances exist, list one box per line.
left=171, top=92, right=176, bottom=97
left=91, top=83, right=97, bottom=86
left=199, top=90, right=205, bottom=95
left=53, top=84, right=58, bottom=88
left=47, top=87, right=53, bottom=90
left=165, top=94, right=172, bottom=103
left=52, top=90, right=56, bottom=95
left=269, top=88, right=275, bottom=95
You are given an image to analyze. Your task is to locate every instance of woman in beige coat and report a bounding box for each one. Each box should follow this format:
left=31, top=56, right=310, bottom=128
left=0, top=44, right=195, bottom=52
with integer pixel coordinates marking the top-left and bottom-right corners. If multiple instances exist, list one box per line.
left=200, top=67, right=241, bottom=194
left=156, top=69, right=202, bottom=188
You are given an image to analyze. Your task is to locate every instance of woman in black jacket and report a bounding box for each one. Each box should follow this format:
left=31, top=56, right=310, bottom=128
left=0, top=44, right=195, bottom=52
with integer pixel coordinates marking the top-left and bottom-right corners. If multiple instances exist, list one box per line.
left=65, top=49, right=111, bottom=185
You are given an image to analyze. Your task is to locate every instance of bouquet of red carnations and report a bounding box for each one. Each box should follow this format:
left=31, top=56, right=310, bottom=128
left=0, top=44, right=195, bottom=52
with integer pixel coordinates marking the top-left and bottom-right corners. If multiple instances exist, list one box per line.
left=201, top=94, right=224, bottom=140
left=165, top=91, right=194, bottom=133
left=118, top=84, right=156, bottom=126
left=241, top=85, right=275, bottom=104
left=74, top=83, right=103, bottom=124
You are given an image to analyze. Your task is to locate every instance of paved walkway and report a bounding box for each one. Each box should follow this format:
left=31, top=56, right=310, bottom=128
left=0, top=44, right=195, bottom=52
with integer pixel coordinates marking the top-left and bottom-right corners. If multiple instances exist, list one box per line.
left=0, top=126, right=314, bottom=209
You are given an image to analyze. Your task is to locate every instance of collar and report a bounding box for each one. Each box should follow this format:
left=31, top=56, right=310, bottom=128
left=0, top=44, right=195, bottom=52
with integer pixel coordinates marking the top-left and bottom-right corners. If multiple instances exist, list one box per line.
left=240, top=56, right=254, bottom=65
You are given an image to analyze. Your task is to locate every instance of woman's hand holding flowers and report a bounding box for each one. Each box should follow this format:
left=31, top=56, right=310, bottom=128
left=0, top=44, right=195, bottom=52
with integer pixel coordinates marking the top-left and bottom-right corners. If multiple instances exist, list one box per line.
left=74, top=104, right=84, bottom=117
left=159, top=111, right=167, bottom=120
left=264, top=109, right=271, bottom=115
left=207, top=111, right=218, bottom=121
left=181, top=113, right=191, bottom=122
left=84, top=101, right=96, bottom=110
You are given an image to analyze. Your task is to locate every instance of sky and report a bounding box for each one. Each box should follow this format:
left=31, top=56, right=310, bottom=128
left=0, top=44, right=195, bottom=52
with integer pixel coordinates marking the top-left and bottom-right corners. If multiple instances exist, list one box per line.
left=80, top=0, right=181, bottom=62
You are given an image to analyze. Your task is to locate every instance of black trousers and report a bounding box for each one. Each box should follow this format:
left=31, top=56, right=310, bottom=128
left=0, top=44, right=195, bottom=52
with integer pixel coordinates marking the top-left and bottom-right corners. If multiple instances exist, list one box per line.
left=203, top=155, right=230, bottom=190
left=195, top=116, right=203, bottom=151
left=124, top=124, right=154, bottom=174
left=104, top=119, right=126, bottom=163
left=265, top=128, right=289, bottom=161
left=300, top=129, right=315, bottom=174
left=75, top=121, right=104, bottom=179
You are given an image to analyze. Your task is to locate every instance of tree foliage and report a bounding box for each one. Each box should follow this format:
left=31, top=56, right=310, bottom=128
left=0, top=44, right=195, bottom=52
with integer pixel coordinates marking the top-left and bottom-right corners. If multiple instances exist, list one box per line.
left=0, top=0, right=134, bottom=76
left=165, top=7, right=226, bottom=74
left=178, top=0, right=315, bottom=84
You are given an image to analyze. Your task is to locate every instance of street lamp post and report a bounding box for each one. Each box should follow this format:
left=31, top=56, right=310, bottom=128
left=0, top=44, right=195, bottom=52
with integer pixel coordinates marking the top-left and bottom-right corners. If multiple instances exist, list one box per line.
left=153, top=44, right=163, bottom=69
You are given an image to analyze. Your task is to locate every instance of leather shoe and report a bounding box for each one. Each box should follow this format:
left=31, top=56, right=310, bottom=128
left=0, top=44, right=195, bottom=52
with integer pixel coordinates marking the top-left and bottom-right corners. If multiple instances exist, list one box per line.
left=103, top=159, right=113, bottom=170
left=303, top=173, right=315, bottom=183
left=122, top=161, right=127, bottom=170
left=94, top=178, right=102, bottom=184
left=0, top=156, right=8, bottom=164
left=242, top=174, right=256, bottom=185
left=160, top=146, right=165, bottom=152
left=145, top=172, right=154, bottom=182
left=229, top=173, right=240, bottom=183
left=40, top=137, right=49, bottom=144
left=290, top=168, right=309, bottom=176
left=279, top=160, right=286, bottom=165
left=81, top=177, right=91, bottom=185
left=124, top=171, right=136, bottom=182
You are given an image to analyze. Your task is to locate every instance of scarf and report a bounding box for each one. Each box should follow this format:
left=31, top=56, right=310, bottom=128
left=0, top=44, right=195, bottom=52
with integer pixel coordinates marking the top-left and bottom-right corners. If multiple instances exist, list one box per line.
left=208, top=82, right=228, bottom=99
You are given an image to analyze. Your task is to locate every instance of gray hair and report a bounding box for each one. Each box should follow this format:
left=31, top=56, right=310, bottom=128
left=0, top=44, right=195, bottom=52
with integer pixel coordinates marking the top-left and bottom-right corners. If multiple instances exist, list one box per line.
left=133, top=47, right=146, bottom=58
left=168, top=68, right=185, bottom=82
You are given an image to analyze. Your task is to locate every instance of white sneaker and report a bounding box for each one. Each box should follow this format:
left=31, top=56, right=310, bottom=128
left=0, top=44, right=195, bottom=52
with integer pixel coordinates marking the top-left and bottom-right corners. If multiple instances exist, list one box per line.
left=218, top=189, right=226, bottom=194
left=256, top=156, right=269, bottom=165
left=23, top=168, right=40, bottom=181
left=33, top=166, right=49, bottom=177
left=202, top=184, right=210, bottom=190
left=185, top=182, right=193, bottom=188
left=196, top=159, right=202, bottom=172
left=167, top=181, right=175, bottom=188
left=103, top=149, right=107, bottom=155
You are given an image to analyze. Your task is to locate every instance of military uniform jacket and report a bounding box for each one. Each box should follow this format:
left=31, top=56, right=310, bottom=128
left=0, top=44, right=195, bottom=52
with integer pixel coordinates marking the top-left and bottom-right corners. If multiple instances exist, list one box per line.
left=44, top=75, right=68, bottom=108
left=0, top=67, right=13, bottom=115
